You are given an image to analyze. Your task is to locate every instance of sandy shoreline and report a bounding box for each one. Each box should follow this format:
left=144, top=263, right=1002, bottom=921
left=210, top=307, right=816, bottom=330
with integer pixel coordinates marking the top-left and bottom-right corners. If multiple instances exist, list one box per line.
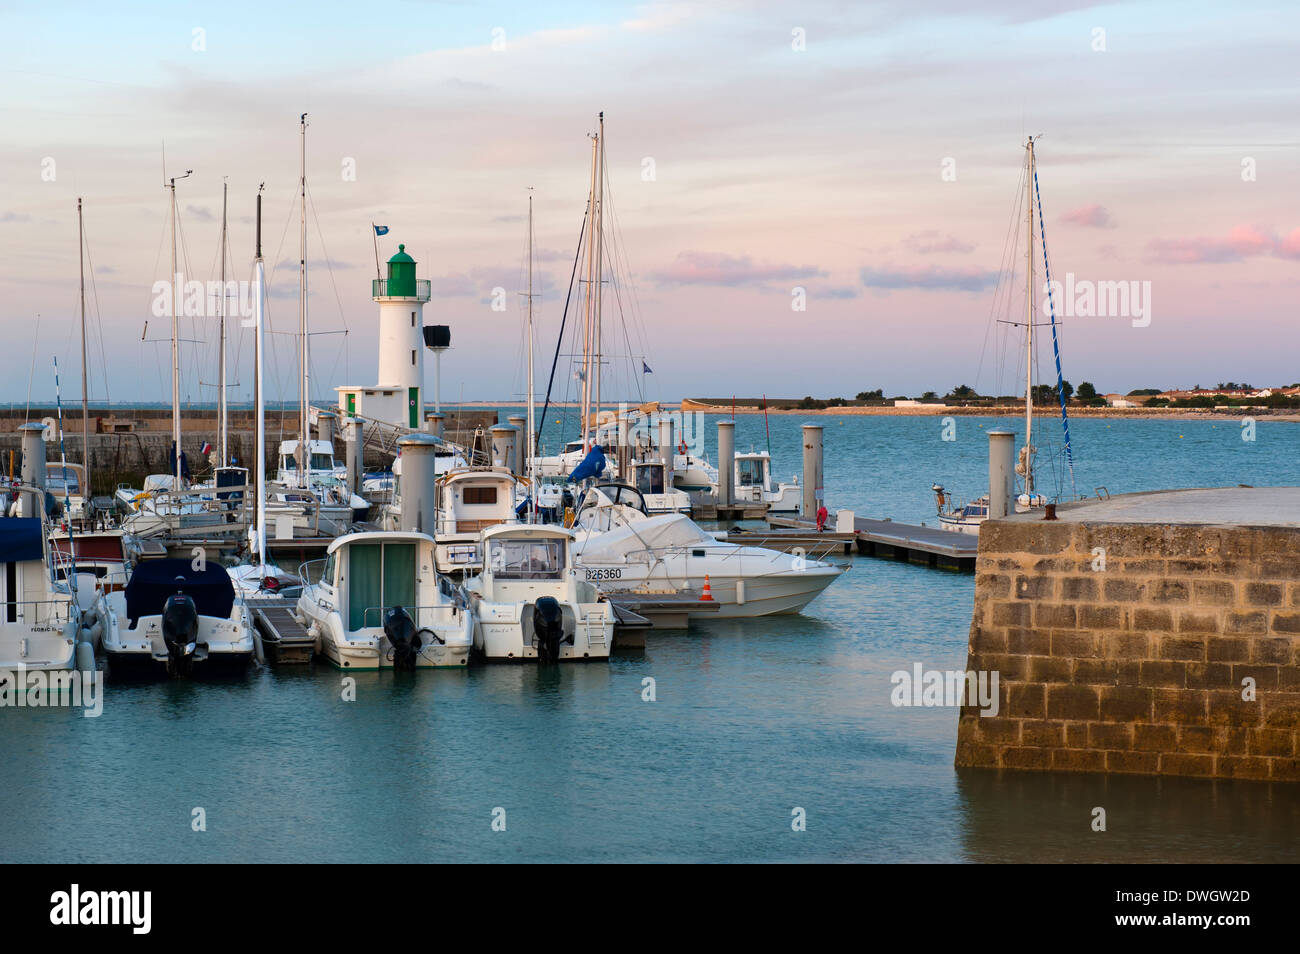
left=450, top=400, right=1300, bottom=423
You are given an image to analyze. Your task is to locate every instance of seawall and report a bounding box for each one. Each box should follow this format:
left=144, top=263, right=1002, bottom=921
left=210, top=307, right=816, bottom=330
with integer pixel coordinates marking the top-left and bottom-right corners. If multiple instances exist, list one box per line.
left=955, top=487, right=1300, bottom=781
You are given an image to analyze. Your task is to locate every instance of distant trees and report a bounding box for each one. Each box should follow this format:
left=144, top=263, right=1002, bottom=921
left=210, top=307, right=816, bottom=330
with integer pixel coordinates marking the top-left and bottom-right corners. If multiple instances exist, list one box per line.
left=1076, top=381, right=1097, bottom=401
left=1128, top=388, right=1162, bottom=396
left=945, top=384, right=978, bottom=402
left=855, top=388, right=884, bottom=402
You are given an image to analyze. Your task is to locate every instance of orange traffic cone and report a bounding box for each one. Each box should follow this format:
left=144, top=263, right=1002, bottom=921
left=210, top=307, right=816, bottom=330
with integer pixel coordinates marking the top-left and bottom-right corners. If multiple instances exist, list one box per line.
left=700, top=575, right=714, bottom=601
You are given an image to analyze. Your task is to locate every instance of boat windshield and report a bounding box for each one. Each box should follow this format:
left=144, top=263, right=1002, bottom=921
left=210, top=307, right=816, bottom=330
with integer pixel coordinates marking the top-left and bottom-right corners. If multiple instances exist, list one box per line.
left=634, top=464, right=665, bottom=495
left=489, top=537, right=566, bottom=580
left=47, top=468, right=81, bottom=494
left=737, top=457, right=765, bottom=487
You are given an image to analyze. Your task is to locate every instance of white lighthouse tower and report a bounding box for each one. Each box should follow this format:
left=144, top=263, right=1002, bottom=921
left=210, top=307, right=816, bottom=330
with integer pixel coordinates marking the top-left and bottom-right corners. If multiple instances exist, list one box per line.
left=336, top=243, right=432, bottom=430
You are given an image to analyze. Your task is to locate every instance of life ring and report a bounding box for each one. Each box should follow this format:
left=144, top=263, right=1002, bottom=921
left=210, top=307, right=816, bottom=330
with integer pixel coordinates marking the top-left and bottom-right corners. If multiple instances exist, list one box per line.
left=677, top=440, right=687, bottom=455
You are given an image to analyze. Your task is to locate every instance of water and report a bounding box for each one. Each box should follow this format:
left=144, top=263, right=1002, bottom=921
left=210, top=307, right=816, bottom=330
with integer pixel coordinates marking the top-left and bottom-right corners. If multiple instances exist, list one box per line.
left=4, top=413, right=1299, bottom=862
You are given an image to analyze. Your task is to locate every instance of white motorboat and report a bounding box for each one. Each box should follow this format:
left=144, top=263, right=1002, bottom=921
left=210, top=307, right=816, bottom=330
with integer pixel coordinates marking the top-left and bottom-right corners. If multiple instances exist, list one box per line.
left=733, top=450, right=800, bottom=513
left=624, top=458, right=692, bottom=514
left=465, top=523, right=613, bottom=662
left=99, top=557, right=253, bottom=677
left=571, top=483, right=844, bottom=618
left=296, top=530, right=473, bottom=669
left=0, top=501, right=89, bottom=677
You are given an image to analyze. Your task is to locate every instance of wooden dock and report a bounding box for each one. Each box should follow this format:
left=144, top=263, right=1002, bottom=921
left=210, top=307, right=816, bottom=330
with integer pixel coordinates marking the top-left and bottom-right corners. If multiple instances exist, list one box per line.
left=247, top=598, right=316, bottom=664
left=766, top=515, right=976, bottom=571
left=686, top=492, right=769, bottom=521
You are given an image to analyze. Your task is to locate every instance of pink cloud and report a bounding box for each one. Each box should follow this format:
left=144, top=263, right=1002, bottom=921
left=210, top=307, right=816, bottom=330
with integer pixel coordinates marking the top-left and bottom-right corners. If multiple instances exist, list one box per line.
left=1145, top=224, right=1289, bottom=264
left=902, top=230, right=975, bottom=254
left=1060, top=204, right=1114, bottom=228
left=650, top=251, right=826, bottom=286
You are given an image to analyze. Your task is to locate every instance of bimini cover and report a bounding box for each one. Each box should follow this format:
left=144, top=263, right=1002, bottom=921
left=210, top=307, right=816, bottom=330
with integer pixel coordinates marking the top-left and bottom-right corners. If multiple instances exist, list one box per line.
left=567, top=446, right=607, bottom=483
left=125, top=557, right=236, bottom=624
left=0, top=517, right=44, bottom=563
left=575, top=513, right=715, bottom=562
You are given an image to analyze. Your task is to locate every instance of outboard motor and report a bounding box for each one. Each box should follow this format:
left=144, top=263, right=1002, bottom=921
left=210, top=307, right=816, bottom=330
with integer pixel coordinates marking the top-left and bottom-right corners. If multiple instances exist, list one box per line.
left=161, top=591, right=199, bottom=678
left=384, top=606, right=422, bottom=671
left=532, top=597, right=565, bottom=663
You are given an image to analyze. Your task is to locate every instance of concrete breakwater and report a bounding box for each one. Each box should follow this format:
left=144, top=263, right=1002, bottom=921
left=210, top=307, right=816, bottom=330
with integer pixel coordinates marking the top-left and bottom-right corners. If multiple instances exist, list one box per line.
left=955, top=487, right=1300, bottom=781
left=0, top=407, right=498, bottom=494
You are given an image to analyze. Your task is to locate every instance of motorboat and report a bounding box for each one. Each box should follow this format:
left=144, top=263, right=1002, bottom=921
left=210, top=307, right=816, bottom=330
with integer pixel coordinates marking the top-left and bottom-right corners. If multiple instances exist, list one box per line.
left=296, top=530, right=473, bottom=669
left=571, top=482, right=844, bottom=618
left=464, top=523, right=613, bottom=661
left=99, top=558, right=253, bottom=678
left=733, top=450, right=800, bottom=513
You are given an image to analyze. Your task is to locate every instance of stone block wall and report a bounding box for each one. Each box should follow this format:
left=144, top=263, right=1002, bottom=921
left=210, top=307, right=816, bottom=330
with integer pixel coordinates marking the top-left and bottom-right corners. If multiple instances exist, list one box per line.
left=955, top=518, right=1300, bottom=781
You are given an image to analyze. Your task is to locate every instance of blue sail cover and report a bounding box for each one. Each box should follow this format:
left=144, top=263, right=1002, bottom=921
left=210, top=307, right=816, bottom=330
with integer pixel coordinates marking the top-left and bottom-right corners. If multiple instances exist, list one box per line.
left=567, top=446, right=606, bottom=483
left=0, top=517, right=44, bottom=563
left=125, top=558, right=235, bottom=624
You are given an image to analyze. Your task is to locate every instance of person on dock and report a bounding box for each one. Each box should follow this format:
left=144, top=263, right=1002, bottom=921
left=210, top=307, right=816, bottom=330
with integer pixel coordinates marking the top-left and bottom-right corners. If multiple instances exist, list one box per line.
left=816, top=503, right=829, bottom=532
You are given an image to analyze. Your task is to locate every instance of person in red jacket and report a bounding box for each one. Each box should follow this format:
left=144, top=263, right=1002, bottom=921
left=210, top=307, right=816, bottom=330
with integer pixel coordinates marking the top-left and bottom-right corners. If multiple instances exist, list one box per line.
left=816, top=503, right=829, bottom=531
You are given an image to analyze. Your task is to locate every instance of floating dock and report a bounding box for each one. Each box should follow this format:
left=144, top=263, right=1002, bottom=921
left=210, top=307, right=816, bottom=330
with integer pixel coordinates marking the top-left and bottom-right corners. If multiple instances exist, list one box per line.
left=247, top=598, right=316, bottom=664
left=766, top=514, right=976, bottom=570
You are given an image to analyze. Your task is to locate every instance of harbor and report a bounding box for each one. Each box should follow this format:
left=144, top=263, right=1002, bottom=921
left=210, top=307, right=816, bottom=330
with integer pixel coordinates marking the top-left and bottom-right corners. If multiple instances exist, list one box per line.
left=2, top=0, right=1297, bottom=897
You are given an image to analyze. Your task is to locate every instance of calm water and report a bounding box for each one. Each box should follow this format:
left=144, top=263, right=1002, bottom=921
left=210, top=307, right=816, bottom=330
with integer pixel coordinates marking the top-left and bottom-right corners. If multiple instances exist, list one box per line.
left=4, top=413, right=1299, bottom=862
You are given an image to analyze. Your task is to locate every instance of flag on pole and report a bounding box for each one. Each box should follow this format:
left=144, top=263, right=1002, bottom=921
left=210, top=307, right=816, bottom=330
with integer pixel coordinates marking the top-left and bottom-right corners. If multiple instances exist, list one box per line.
left=200, top=441, right=213, bottom=455
left=373, top=225, right=389, bottom=236
left=642, top=360, right=653, bottom=374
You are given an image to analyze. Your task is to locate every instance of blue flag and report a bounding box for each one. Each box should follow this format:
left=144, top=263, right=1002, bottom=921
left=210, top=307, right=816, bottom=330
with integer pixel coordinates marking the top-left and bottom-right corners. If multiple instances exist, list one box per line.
left=642, top=360, right=653, bottom=374
left=373, top=224, right=389, bottom=236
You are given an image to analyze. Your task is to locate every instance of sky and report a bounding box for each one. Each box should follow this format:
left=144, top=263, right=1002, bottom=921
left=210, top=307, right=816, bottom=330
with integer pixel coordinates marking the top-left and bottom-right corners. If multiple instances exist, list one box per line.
left=1, top=0, right=1297, bottom=406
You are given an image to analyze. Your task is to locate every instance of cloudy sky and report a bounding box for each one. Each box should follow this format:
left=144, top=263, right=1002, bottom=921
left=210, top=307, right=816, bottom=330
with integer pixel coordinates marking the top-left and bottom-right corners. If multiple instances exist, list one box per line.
left=1, top=0, right=1296, bottom=406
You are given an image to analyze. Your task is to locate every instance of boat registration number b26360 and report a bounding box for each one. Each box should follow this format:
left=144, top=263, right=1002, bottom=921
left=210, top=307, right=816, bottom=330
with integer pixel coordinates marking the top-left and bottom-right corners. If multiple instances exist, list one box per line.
left=584, top=568, right=622, bottom=581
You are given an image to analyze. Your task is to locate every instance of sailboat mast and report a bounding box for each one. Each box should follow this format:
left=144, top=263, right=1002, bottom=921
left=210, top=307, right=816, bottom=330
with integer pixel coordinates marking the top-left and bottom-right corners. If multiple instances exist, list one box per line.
left=526, top=192, right=537, bottom=520
left=77, top=197, right=90, bottom=498
left=219, top=180, right=228, bottom=467
left=1023, top=136, right=1035, bottom=495
left=591, top=112, right=605, bottom=437
left=169, top=176, right=182, bottom=485
left=298, top=112, right=309, bottom=487
left=580, top=130, right=599, bottom=450
left=254, top=187, right=267, bottom=568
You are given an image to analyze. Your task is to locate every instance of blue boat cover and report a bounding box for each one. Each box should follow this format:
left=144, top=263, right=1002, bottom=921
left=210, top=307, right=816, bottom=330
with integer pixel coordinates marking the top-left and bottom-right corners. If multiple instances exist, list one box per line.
left=125, top=558, right=235, bottom=624
left=0, top=517, right=44, bottom=563
left=567, top=446, right=606, bottom=483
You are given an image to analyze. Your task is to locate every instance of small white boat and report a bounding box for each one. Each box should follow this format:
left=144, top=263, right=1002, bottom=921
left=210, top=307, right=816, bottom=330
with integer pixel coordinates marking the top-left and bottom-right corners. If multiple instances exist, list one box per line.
left=99, top=558, right=253, bottom=678
left=571, top=483, right=844, bottom=618
left=733, top=450, right=800, bottom=513
left=385, top=465, right=523, bottom=576
left=296, top=530, right=473, bottom=669
left=465, top=523, right=614, bottom=662
left=275, top=439, right=370, bottom=520
left=0, top=507, right=86, bottom=676
left=625, top=459, right=692, bottom=514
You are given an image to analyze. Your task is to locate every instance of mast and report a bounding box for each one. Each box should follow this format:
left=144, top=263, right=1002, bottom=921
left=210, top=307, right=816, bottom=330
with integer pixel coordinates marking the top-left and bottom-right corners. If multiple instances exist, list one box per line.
left=298, top=112, right=309, bottom=487
left=579, top=128, right=599, bottom=450
left=218, top=180, right=228, bottom=467
left=77, top=197, right=90, bottom=498
left=591, top=112, right=605, bottom=440
left=1023, top=136, right=1035, bottom=496
left=526, top=191, right=537, bottom=521
left=254, top=186, right=267, bottom=568
left=167, top=169, right=192, bottom=486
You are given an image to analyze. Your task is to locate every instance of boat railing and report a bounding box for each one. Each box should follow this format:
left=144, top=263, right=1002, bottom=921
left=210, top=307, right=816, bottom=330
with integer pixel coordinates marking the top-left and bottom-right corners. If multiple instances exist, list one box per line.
left=2, top=597, right=77, bottom=629
left=298, top=558, right=329, bottom=587
left=359, top=604, right=460, bottom=630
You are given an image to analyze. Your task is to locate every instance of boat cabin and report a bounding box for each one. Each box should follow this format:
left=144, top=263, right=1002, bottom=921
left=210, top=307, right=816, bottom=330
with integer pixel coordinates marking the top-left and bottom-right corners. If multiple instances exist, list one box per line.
left=313, top=531, right=437, bottom=632
left=477, top=524, right=576, bottom=602
left=432, top=467, right=520, bottom=574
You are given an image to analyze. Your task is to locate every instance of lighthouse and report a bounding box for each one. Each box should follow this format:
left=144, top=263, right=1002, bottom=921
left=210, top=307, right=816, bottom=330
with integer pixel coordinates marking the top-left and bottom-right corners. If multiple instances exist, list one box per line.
left=336, top=244, right=432, bottom=430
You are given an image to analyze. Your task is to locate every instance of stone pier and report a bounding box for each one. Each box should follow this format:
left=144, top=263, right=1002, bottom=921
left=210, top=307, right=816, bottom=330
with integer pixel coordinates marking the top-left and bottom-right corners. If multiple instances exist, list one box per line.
left=955, top=487, right=1300, bottom=781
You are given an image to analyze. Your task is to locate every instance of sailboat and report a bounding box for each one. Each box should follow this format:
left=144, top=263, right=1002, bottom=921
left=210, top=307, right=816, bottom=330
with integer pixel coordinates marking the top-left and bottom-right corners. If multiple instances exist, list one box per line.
left=934, top=136, right=1076, bottom=534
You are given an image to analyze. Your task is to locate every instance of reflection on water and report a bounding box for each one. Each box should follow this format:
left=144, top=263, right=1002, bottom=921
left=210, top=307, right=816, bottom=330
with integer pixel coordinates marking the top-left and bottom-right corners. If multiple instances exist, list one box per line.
left=2, top=415, right=1298, bottom=861
left=956, top=769, right=1300, bottom=863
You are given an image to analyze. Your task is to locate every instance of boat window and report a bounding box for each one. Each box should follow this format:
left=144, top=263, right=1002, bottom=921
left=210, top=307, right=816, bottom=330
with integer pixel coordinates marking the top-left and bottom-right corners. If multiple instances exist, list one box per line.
left=635, top=464, right=665, bottom=495
left=321, top=550, right=336, bottom=588
left=464, top=486, right=497, bottom=505
left=737, top=458, right=762, bottom=487
left=310, top=454, right=335, bottom=470
left=489, top=537, right=565, bottom=580
left=47, top=469, right=81, bottom=494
